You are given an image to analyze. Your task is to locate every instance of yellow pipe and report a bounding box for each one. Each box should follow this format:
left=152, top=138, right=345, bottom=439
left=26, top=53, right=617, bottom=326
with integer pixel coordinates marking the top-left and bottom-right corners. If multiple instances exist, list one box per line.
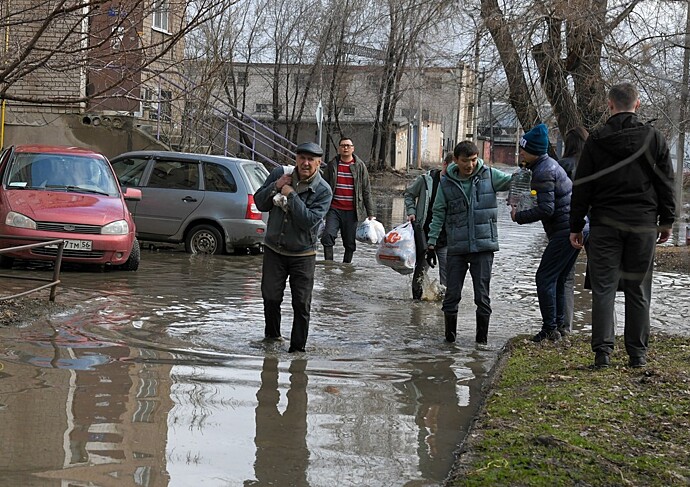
left=1, top=0, right=10, bottom=149
left=0, top=100, right=5, bottom=149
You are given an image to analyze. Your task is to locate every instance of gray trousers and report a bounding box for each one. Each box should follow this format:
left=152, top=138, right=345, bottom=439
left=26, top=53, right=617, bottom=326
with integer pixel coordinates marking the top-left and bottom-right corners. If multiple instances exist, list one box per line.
left=587, top=225, right=656, bottom=358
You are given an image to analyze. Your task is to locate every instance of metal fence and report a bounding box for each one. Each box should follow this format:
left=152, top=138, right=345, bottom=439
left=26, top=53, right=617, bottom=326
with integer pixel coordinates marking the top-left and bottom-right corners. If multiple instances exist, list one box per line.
left=0, top=236, right=64, bottom=302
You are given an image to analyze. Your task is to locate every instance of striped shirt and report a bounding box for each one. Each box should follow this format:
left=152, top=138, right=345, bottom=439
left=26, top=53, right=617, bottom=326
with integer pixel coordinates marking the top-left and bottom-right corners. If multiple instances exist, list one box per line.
left=331, top=161, right=355, bottom=210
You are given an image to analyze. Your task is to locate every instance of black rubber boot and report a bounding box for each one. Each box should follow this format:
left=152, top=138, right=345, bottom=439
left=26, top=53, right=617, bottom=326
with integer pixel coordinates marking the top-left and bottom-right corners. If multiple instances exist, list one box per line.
left=343, top=250, right=354, bottom=263
left=324, top=246, right=334, bottom=261
left=444, top=313, right=457, bottom=343
left=475, top=313, right=490, bottom=344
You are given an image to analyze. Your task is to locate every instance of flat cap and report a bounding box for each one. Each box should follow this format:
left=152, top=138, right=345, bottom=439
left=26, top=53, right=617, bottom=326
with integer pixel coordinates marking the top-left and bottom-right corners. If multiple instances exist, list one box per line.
left=295, top=141, right=323, bottom=157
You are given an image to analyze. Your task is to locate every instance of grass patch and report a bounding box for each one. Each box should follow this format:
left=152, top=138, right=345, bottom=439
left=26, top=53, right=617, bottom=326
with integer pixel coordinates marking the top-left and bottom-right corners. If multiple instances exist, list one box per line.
left=448, top=333, right=690, bottom=486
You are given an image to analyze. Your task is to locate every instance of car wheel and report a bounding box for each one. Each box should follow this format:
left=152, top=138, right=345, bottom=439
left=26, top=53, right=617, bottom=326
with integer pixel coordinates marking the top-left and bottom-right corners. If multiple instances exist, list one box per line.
left=249, top=245, right=263, bottom=255
left=121, top=239, right=141, bottom=271
left=185, top=225, right=223, bottom=255
left=0, top=255, right=14, bottom=269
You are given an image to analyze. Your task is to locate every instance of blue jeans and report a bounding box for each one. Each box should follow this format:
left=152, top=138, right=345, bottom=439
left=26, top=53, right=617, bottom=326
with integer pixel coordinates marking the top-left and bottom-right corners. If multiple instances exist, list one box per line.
left=320, top=208, right=358, bottom=253
left=535, top=233, right=581, bottom=331
left=442, top=251, right=493, bottom=319
left=261, top=247, right=316, bottom=351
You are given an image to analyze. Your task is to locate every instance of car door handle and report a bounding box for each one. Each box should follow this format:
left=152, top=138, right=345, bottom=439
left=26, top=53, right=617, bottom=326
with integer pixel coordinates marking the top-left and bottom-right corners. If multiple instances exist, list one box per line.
left=181, top=196, right=197, bottom=203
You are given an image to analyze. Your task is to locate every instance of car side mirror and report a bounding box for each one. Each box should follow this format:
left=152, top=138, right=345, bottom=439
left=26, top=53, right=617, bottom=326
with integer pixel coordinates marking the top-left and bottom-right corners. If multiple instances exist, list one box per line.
left=123, top=187, right=142, bottom=201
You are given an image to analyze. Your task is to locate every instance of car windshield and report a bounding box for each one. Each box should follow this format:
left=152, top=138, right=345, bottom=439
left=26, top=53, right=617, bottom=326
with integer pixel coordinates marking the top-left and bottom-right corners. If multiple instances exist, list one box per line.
left=242, top=162, right=270, bottom=192
left=5, top=152, right=119, bottom=196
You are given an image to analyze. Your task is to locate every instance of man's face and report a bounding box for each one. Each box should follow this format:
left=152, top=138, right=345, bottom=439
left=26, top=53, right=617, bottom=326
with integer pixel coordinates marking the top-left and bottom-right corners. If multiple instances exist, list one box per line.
left=338, top=139, right=355, bottom=158
left=519, top=148, right=538, bottom=166
left=295, top=153, right=320, bottom=180
left=455, top=154, right=478, bottom=177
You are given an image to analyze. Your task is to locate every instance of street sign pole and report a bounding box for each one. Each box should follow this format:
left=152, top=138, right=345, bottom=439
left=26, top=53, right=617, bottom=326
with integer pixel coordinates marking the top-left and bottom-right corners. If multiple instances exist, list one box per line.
left=316, top=100, right=323, bottom=148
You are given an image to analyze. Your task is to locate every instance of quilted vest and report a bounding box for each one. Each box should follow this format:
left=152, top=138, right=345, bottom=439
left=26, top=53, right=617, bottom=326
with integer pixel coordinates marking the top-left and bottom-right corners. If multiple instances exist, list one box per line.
left=441, top=166, right=499, bottom=254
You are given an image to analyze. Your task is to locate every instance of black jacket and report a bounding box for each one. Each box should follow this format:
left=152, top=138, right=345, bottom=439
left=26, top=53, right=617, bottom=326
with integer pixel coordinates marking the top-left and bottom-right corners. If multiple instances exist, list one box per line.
left=570, top=113, right=675, bottom=232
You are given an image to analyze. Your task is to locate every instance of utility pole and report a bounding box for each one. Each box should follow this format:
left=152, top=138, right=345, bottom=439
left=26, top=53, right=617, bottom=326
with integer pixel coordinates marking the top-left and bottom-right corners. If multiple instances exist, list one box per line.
left=675, top=2, right=690, bottom=245
left=489, top=89, right=494, bottom=165
left=472, top=30, right=481, bottom=141
left=455, top=64, right=465, bottom=148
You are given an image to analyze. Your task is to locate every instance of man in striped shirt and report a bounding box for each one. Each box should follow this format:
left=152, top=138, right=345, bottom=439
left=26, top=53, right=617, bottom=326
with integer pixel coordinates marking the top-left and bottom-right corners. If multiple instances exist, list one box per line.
left=320, top=137, right=375, bottom=263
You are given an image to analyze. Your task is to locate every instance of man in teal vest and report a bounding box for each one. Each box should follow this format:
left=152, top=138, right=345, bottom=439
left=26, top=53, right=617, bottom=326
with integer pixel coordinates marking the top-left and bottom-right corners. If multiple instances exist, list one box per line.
left=426, top=141, right=512, bottom=343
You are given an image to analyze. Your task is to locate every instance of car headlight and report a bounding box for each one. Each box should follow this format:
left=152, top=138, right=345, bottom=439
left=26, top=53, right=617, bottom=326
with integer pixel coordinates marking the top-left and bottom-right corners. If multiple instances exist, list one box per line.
left=5, top=211, right=37, bottom=229
left=101, top=220, right=129, bottom=235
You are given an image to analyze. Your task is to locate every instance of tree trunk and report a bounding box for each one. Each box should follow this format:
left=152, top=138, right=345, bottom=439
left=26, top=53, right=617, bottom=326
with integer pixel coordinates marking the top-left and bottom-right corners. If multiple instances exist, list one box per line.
left=480, top=0, right=541, bottom=130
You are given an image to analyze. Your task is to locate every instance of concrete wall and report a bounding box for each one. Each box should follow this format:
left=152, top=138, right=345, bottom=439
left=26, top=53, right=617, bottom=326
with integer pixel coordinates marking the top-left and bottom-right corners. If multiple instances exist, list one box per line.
left=3, top=115, right=169, bottom=159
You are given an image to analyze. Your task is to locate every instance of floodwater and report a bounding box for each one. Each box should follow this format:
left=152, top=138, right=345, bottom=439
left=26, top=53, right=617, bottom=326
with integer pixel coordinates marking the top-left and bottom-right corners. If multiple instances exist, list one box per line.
left=0, top=181, right=688, bottom=487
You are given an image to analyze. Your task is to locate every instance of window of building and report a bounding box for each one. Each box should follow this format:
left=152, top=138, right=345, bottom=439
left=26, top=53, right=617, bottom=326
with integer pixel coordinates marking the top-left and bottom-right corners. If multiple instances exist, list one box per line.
left=236, top=71, right=248, bottom=86
left=427, top=76, right=442, bottom=90
left=466, top=104, right=474, bottom=128
left=153, top=0, right=169, bottom=32
left=256, top=103, right=282, bottom=114
left=401, top=108, right=415, bottom=119
left=342, top=106, right=355, bottom=116
left=367, top=75, right=379, bottom=90
left=294, top=73, right=310, bottom=87
left=147, top=89, right=172, bottom=122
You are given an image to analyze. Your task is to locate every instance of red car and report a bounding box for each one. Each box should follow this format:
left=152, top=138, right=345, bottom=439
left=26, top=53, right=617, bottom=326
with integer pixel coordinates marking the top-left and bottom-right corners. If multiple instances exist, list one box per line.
left=0, top=145, right=142, bottom=270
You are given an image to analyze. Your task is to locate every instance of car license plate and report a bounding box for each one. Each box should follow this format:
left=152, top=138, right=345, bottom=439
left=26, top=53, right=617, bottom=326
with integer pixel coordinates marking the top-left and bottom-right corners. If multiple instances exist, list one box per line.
left=46, top=239, right=93, bottom=251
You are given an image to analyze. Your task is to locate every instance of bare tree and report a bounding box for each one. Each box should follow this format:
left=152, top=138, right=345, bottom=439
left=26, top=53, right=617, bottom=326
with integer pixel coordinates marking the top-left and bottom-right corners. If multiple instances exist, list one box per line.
left=369, top=0, right=452, bottom=170
left=0, top=0, right=228, bottom=107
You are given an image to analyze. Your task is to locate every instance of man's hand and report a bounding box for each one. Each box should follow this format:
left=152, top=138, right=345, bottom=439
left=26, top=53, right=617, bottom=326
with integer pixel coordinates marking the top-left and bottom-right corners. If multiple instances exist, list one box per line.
left=657, top=227, right=672, bottom=244
left=570, top=232, right=584, bottom=249
left=426, top=246, right=437, bottom=268
left=276, top=173, right=292, bottom=190
left=280, top=184, right=294, bottom=196
left=407, top=214, right=416, bottom=222
left=510, top=205, right=517, bottom=222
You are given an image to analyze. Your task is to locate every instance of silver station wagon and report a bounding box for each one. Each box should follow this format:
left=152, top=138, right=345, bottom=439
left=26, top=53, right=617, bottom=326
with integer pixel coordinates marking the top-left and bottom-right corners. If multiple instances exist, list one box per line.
left=111, top=151, right=269, bottom=254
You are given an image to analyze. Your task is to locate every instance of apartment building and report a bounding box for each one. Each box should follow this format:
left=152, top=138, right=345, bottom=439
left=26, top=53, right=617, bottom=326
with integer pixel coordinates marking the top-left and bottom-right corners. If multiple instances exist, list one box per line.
left=224, top=62, right=477, bottom=170
left=0, top=0, right=184, bottom=158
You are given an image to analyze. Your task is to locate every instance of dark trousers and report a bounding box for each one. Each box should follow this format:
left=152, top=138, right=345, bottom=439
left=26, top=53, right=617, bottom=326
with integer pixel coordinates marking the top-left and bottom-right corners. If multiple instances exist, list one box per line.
left=320, top=208, right=358, bottom=253
left=535, top=233, right=581, bottom=331
left=587, top=225, right=656, bottom=358
left=442, top=251, right=494, bottom=319
left=261, top=247, right=316, bottom=351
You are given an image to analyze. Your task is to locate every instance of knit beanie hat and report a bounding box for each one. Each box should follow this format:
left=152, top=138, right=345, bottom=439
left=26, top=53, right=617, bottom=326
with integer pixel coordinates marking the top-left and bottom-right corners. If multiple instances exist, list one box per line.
left=520, top=123, right=549, bottom=155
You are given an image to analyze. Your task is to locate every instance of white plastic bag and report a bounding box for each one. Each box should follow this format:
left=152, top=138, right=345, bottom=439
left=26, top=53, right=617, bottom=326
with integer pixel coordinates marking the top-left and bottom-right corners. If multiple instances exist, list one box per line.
left=272, top=165, right=294, bottom=212
left=376, top=222, right=416, bottom=275
left=355, top=218, right=386, bottom=244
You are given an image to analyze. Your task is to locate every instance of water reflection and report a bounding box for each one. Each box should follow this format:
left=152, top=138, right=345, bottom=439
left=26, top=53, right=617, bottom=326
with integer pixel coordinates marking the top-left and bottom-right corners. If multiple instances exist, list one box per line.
left=395, top=356, right=467, bottom=481
left=248, top=358, right=309, bottom=486
left=0, top=329, right=172, bottom=486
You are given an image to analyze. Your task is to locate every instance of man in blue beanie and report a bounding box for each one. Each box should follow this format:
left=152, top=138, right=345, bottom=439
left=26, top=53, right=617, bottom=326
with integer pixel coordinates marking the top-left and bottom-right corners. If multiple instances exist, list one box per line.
left=511, top=123, right=580, bottom=342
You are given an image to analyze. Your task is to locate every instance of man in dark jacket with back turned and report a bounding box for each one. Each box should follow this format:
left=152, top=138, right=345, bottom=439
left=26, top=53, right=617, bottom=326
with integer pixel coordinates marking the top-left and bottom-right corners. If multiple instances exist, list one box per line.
left=569, top=82, right=675, bottom=369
